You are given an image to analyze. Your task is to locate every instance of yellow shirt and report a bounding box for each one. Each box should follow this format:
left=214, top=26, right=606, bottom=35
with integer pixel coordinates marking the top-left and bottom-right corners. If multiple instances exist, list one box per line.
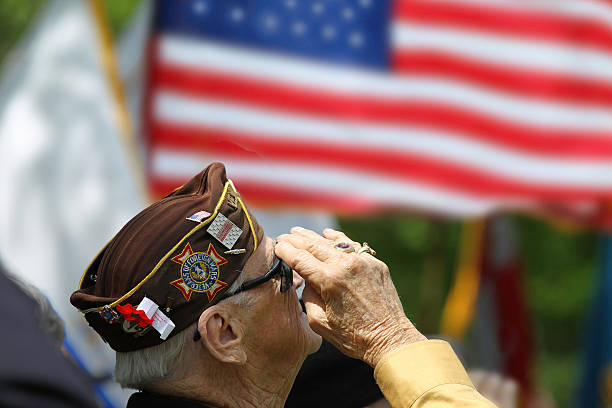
left=374, top=340, right=496, bottom=407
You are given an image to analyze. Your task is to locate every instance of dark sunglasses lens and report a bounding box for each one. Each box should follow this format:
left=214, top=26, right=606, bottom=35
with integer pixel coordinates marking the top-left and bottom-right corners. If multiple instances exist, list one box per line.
left=279, top=260, right=293, bottom=292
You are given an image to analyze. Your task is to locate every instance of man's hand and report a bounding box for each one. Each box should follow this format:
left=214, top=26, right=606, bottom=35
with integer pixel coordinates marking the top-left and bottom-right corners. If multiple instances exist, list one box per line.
left=276, top=227, right=426, bottom=367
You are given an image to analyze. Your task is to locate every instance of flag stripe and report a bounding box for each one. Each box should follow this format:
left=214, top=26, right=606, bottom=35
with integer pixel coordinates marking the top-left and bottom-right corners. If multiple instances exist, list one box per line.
left=392, top=50, right=612, bottom=107
left=153, top=65, right=612, bottom=159
left=418, top=0, right=612, bottom=24
left=152, top=94, right=612, bottom=187
left=150, top=148, right=531, bottom=215
left=392, top=22, right=612, bottom=84
left=157, top=37, right=612, bottom=131
left=151, top=123, right=612, bottom=200
left=394, top=1, right=612, bottom=54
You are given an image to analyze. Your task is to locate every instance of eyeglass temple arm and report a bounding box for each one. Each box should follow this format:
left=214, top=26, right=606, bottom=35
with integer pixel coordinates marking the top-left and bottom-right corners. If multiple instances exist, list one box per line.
left=193, top=259, right=283, bottom=342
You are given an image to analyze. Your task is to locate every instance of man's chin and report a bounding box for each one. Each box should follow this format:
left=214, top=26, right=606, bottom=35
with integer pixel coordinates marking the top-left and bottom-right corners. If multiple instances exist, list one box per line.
left=308, top=333, right=323, bottom=355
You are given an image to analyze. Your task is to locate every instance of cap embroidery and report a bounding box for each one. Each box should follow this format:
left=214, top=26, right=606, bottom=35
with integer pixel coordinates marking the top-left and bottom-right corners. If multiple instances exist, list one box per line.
left=170, top=243, right=228, bottom=301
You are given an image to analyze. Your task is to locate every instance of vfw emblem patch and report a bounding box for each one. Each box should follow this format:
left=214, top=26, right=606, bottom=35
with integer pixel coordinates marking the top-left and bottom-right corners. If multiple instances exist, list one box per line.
left=170, top=243, right=228, bottom=301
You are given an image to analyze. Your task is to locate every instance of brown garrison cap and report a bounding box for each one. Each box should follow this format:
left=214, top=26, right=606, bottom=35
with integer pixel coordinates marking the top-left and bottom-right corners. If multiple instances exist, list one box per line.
left=70, top=163, right=263, bottom=352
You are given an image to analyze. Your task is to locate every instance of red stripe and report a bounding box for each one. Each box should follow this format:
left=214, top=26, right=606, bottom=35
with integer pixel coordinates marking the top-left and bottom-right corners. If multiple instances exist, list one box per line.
left=394, top=0, right=612, bottom=54
left=151, top=175, right=612, bottom=228
left=150, top=123, right=612, bottom=201
left=392, top=50, right=612, bottom=107
left=150, top=177, right=382, bottom=214
left=152, top=64, right=612, bottom=159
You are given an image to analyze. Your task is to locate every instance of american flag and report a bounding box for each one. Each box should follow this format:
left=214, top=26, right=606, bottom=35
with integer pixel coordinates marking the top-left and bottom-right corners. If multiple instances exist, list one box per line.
left=145, top=0, right=612, bottom=225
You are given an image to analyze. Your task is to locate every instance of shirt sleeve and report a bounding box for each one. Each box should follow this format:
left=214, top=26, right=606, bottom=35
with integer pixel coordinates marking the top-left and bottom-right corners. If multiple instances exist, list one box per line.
left=373, top=340, right=496, bottom=408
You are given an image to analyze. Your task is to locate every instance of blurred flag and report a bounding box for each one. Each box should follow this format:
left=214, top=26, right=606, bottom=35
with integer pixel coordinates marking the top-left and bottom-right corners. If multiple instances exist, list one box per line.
left=441, top=217, right=534, bottom=393
left=0, top=0, right=143, bottom=406
left=116, top=0, right=340, bottom=238
left=145, top=0, right=612, bottom=225
left=576, top=236, right=612, bottom=407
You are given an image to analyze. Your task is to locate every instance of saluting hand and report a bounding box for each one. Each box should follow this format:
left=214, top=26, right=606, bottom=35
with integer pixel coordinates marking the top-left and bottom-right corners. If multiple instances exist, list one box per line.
left=276, top=227, right=426, bottom=367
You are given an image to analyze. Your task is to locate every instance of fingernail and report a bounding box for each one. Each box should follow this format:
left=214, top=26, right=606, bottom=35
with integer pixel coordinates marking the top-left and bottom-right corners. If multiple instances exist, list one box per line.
left=292, top=226, right=304, bottom=232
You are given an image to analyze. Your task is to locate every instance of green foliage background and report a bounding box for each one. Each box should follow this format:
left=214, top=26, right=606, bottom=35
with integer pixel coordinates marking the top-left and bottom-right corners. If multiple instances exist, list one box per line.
left=0, top=1, right=600, bottom=406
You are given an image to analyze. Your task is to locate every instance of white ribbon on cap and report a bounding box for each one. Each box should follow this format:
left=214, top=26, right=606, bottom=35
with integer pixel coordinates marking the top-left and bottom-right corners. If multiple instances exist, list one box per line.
left=137, top=296, right=176, bottom=340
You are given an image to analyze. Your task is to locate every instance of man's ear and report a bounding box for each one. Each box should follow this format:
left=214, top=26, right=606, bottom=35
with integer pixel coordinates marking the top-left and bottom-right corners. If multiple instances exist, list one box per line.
left=196, top=305, right=247, bottom=365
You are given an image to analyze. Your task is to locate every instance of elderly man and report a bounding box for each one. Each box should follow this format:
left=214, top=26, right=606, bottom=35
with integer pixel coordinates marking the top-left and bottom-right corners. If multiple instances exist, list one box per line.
left=71, top=163, right=494, bottom=407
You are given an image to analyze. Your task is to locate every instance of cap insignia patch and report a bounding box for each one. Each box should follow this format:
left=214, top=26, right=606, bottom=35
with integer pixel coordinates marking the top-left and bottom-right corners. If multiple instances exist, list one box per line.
left=227, top=190, right=239, bottom=210
left=170, top=243, right=228, bottom=301
left=207, top=213, right=243, bottom=249
left=99, top=305, right=119, bottom=324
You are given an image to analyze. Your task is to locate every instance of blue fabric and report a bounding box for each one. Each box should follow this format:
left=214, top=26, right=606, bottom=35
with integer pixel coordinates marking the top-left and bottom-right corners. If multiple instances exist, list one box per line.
left=576, top=236, right=612, bottom=407
left=154, top=0, right=392, bottom=70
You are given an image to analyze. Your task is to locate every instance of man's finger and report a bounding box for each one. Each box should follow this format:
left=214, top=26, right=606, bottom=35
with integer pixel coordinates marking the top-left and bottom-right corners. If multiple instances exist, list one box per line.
left=290, top=226, right=330, bottom=243
left=278, top=232, right=348, bottom=264
left=302, top=285, right=330, bottom=334
left=275, top=241, right=328, bottom=290
left=323, top=228, right=356, bottom=244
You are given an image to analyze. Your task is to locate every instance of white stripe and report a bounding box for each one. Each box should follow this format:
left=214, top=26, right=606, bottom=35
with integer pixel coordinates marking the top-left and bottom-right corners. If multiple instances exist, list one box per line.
left=154, top=91, right=612, bottom=189
left=423, top=0, right=612, bottom=26
left=151, top=148, right=531, bottom=216
left=393, top=21, right=612, bottom=84
left=159, top=36, right=612, bottom=131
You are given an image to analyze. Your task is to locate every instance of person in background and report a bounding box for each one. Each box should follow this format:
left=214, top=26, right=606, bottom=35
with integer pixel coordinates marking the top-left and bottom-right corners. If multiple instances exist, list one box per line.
left=0, top=261, right=98, bottom=408
left=6, top=272, right=67, bottom=349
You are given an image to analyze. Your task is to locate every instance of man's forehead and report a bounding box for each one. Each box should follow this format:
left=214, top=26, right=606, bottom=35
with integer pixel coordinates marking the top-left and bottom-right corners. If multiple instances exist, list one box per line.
left=243, top=235, right=274, bottom=279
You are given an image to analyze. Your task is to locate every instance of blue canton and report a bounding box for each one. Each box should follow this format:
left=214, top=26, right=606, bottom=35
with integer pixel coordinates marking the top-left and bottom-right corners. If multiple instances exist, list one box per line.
left=155, top=0, right=392, bottom=70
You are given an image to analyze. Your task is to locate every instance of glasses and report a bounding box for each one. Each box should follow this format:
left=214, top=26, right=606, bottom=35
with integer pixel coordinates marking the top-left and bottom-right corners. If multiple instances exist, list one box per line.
left=220, top=257, right=293, bottom=299
left=193, top=257, right=293, bottom=341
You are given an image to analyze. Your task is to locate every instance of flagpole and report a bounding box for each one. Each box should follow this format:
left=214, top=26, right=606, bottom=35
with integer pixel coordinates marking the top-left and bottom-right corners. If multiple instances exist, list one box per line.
left=87, top=0, right=149, bottom=204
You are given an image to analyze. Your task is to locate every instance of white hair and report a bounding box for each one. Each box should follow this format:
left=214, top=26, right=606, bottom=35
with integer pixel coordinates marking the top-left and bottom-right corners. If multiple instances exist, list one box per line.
left=114, top=270, right=253, bottom=389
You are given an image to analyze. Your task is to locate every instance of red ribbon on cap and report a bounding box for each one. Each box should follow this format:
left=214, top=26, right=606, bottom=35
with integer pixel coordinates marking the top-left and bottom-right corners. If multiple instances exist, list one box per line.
left=116, top=304, right=154, bottom=327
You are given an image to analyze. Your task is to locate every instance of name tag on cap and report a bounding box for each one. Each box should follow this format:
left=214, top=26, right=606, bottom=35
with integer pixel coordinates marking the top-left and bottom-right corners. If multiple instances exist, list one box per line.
left=207, top=213, right=243, bottom=249
left=137, top=297, right=176, bottom=340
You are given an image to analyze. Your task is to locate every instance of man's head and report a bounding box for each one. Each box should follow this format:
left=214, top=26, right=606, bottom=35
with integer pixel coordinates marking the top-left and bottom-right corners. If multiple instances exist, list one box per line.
left=70, top=163, right=320, bottom=391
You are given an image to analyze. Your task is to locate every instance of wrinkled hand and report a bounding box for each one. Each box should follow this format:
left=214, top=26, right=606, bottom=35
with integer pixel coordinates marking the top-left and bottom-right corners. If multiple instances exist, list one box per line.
left=275, top=227, right=426, bottom=367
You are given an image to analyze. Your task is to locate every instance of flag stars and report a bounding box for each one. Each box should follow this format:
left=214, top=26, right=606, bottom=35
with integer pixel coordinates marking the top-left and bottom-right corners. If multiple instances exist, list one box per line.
left=348, top=31, right=365, bottom=48
left=312, top=2, right=325, bottom=15
left=321, top=25, right=337, bottom=41
left=230, top=7, right=245, bottom=22
left=262, top=13, right=280, bottom=32
left=192, top=0, right=208, bottom=15
left=292, top=21, right=308, bottom=36
left=284, top=0, right=297, bottom=10
left=342, top=7, right=355, bottom=20
left=359, top=0, right=372, bottom=7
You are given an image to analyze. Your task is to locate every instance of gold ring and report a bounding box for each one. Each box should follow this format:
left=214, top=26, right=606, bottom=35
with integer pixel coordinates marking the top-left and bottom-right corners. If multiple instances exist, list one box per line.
left=357, top=242, right=376, bottom=256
